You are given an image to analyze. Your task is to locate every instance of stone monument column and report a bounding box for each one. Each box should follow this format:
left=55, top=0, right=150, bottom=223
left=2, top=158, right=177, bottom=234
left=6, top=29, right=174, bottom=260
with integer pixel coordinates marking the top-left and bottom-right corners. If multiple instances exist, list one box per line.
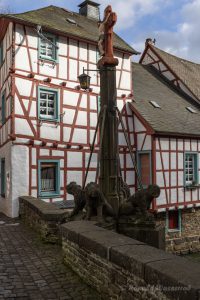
left=97, top=5, right=120, bottom=216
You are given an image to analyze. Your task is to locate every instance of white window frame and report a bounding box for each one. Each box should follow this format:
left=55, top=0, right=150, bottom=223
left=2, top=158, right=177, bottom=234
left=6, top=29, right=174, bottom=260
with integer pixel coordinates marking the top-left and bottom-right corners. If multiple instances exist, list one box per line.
left=38, top=87, right=59, bottom=122
left=39, top=32, right=58, bottom=62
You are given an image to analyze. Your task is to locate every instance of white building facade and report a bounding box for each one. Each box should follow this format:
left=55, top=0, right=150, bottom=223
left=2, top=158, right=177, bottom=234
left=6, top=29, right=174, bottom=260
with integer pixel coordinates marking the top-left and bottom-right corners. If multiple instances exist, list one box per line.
left=0, top=2, right=136, bottom=217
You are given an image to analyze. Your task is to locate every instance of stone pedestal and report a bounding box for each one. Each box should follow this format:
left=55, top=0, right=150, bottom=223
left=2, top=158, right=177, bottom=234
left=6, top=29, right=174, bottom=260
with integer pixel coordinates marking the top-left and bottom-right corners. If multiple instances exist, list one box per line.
left=118, top=218, right=165, bottom=250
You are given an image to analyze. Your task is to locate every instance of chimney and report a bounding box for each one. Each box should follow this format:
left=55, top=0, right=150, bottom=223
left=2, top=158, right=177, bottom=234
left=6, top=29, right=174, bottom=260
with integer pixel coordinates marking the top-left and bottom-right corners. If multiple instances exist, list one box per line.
left=78, top=0, right=100, bottom=20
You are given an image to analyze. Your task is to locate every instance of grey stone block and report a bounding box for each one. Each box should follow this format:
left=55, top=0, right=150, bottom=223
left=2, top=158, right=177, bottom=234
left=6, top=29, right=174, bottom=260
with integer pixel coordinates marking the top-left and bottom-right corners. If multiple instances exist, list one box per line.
left=145, top=256, right=200, bottom=300
left=119, top=225, right=165, bottom=250
left=110, top=244, right=174, bottom=278
left=61, top=221, right=105, bottom=244
left=78, top=229, right=144, bottom=259
left=174, top=238, right=183, bottom=245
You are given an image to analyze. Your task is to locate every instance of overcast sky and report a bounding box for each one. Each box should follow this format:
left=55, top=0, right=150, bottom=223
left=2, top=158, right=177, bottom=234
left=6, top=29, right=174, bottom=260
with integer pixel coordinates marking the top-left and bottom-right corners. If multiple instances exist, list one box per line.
left=1, top=0, right=200, bottom=63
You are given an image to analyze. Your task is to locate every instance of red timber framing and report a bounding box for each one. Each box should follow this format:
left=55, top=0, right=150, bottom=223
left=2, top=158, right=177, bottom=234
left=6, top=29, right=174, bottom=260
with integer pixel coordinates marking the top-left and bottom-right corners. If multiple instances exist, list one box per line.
left=28, top=145, right=100, bottom=202
left=140, top=44, right=200, bottom=103
left=121, top=103, right=154, bottom=194
left=155, top=135, right=200, bottom=212
left=0, top=19, right=133, bottom=204
left=121, top=104, right=200, bottom=212
left=12, top=23, right=132, bottom=91
left=0, top=21, right=14, bottom=147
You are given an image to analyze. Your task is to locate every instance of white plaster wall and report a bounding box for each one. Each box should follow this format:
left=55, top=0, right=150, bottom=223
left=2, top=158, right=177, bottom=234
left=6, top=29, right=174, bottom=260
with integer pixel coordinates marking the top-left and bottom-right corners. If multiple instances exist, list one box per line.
left=15, top=47, right=30, bottom=72
left=11, top=145, right=29, bottom=217
left=15, top=77, right=33, bottom=97
left=67, top=152, right=82, bottom=168
left=40, top=123, right=61, bottom=141
left=142, top=135, right=151, bottom=151
left=0, top=142, right=12, bottom=217
left=72, top=128, right=87, bottom=144
left=15, top=118, right=33, bottom=136
left=134, top=116, right=145, bottom=132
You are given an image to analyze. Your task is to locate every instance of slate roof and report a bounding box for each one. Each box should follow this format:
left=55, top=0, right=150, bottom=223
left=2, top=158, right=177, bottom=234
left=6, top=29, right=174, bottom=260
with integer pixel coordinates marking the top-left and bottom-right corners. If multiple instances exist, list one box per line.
left=2, top=5, right=137, bottom=54
left=131, top=63, right=200, bottom=137
left=150, top=45, right=200, bottom=101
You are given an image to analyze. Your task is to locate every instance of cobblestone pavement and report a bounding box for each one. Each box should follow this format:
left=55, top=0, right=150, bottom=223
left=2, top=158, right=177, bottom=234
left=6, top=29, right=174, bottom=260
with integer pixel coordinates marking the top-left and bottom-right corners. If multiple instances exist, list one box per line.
left=0, top=213, right=101, bottom=300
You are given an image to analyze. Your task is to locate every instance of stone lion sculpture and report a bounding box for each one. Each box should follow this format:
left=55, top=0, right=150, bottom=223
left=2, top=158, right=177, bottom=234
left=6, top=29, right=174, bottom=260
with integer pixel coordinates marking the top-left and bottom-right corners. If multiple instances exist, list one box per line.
left=66, top=181, right=114, bottom=222
left=119, top=184, right=160, bottom=218
left=66, top=182, right=86, bottom=217
left=84, top=182, right=114, bottom=222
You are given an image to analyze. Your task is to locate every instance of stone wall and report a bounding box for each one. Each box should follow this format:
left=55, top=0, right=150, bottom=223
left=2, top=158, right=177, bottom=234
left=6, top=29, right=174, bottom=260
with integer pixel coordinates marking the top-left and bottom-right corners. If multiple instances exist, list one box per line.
left=156, top=207, right=200, bottom=255
left=62, top=221, right=200, bottom=300
left=19, top=196, right=69, bottom=244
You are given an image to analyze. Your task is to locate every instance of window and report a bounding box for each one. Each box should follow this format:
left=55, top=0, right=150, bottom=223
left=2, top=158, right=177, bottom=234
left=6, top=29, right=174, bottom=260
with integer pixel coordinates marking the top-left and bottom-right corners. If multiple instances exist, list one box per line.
left=96, top=50, right=100, bottom=63
left=0, top=41, right=3, bottom=66
left=167, top=210, right=181, bottom=231
left=38, top=87, right=59, bottom=121
left=97, top=96, right=101, bottom=114
left=137, top=151, right=152, bottom=188
left=38, top=160, right=60, bottom=197
left=1, top=158, right=5, bottom=197
left=39, top=33, right=57, bottom=61
left=184, top=153, right=198, bottom=186
left=1, top=91, right=6, bottom=125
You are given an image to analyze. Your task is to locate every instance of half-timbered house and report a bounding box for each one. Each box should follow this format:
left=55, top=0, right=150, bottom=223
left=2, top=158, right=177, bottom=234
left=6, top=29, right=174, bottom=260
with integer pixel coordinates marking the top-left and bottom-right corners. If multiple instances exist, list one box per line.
left=124, top=40, right=200, bottom=253
left=0, top=1, right=137, bottom=218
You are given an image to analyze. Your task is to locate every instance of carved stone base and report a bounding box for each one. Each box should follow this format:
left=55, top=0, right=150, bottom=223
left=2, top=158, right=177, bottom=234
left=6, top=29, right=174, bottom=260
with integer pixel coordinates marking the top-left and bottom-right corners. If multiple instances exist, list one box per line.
left=97, top=56, right=118, bottom=68
left=118, top=218, right=165, bottom=250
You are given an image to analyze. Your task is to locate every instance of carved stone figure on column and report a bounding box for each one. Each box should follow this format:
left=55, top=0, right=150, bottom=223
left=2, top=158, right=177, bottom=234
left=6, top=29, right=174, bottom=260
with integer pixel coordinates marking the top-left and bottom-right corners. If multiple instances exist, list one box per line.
left=97, top=5, right=118, bottom=67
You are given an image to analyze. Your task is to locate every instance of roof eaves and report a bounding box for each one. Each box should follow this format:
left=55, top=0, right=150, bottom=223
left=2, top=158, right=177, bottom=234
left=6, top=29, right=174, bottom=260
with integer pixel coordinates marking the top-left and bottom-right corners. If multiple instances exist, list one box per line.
left=154, top=130, right=200, bottom=138
left=128, top=102, right=155, bottom=134
left=2, top=12, right=137, bottom=55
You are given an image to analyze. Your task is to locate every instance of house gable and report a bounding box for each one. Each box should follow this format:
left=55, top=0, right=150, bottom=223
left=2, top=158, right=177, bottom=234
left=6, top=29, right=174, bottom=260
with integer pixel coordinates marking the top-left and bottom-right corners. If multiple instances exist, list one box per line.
left=140, top=43, right=200, bottom=103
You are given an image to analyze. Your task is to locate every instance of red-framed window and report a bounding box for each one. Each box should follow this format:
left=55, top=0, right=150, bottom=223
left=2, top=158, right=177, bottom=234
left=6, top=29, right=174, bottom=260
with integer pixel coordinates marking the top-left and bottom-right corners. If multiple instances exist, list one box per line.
left=167, top=210, right=181, bottom=231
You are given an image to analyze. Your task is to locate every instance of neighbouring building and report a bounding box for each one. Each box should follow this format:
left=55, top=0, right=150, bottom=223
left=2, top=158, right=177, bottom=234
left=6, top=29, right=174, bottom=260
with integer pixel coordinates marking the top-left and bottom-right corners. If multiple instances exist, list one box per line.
left=125, top=40, right=200, bottom=254
left=0, top=1, right=137, bottom=218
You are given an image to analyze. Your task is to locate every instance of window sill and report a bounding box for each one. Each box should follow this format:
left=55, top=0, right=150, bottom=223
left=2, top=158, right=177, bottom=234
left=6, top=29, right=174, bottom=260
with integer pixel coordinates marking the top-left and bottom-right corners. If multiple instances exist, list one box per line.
left=39, top=118, right=60, bottom=124
left=39, top=57, right=58, bottom=64
left=184, top=185, right=199, bottom=190
left=39, top=193, right=61, bottom=198
left=167, top=229, right=181, bottom=233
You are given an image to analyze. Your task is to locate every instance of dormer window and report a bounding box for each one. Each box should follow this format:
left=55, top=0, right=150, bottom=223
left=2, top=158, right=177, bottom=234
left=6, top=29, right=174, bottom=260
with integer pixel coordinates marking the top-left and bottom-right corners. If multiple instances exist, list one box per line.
left=66, top=18, right=77, bottom=25
left=149, top=101, right=161, bottom=108
left=186, top=106, right=197, bottom=114
left=39, top=33, right=58, bottom=62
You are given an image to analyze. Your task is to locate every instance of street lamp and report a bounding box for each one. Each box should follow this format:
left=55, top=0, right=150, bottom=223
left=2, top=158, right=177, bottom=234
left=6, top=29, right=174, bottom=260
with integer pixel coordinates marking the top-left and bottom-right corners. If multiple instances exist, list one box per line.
left=78, top=67, right=100, bottom=90
left=78, top=71, right=91, bottom=90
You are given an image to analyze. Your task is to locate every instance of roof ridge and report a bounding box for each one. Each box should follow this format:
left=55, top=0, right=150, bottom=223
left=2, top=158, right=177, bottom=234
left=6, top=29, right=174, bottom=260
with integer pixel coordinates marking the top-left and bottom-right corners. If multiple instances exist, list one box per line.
left=152, top=45, right=200, bottom=66
left=9, top=5, right=56, bottom=16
